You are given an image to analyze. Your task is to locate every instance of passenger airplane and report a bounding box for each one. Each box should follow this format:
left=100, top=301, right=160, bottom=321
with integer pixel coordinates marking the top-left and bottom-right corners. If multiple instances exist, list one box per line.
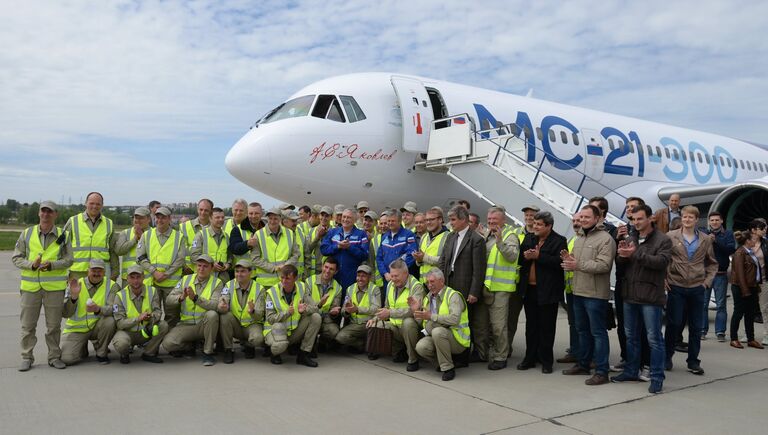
left=225, top=73, right=768, bottom=229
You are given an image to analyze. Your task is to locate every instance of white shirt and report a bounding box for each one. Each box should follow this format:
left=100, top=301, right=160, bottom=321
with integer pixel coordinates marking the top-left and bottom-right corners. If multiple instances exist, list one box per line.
left=451, top=227, right=469, bottom=272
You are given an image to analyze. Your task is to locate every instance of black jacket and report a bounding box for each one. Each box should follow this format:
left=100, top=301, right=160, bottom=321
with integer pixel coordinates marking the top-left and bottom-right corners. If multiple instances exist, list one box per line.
left=618, top=229, right=672, bottom=306
left=519, top=230, right=567, bottom=305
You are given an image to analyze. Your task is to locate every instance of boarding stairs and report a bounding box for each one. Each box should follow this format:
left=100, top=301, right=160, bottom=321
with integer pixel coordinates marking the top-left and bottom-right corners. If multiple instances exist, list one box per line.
left=420, top=114, right=625, bottom=238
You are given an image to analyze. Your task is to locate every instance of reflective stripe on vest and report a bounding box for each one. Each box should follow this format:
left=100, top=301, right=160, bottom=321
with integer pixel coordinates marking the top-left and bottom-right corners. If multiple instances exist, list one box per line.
left=201, top=228, right=229, bottom=264
left=422, top=287, right=470, bottom=347
left=226, top=279, right=262, bottom=327
left=371, top=234, right=383, bottom=287
left=564, top=236, right=576, bottom=294
left=263, top=282, right=307, bottom=337
left=20, top=225, right=68, bottom=292
left=63, top=278, right=112, bottom=334
left=181, top=220, right=205, bottom=269
left=484, top=225, right=519, bottom=292
left=386, top=275, right=419, bottom=327
left=305, top=274, right=342, bottom=313
left=306, top=226, right=327, bottom=276
left=120, top=228, right=146, bottom=279
left=418, top=231, right=447, bottom=280
left=255, top=226, right=294, bottom=287
left=293, top=228, right=305, bottom=277
left=118, top=285, right=155, bottom=332
left=147, top=228, right=183, bottom=287
left=69, top=213, right=112, bottom=272
left=179, top=273, right=218, bottom=324
left=346, top=282, right=376, bottom=324
left=230, top=224, right=257, bottom=277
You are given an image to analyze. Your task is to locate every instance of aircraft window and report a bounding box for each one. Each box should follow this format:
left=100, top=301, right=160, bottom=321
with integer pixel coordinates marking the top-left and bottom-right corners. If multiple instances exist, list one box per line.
left=261, top=95, right=315, bottom=124
left=682, top=151, right=688, bottom=161
left=560, top=131, right=568, bottom=144
left=720, top=156, right=725, bottom=166
left=536, top=127, right=543, bottom=141
left=339, top=96, right=367, bottom=123
left=672, top=149, right=679, bottom=160
left=608, top=138, right=615, bottom=150
left=628, top=142, right=634, bottom=154
left=572, top=133, right=579, bottom=145
left=509, top=123, right=520, bottom=136
left=760, top=163, right=765, bottom=172
left=705, top=154, right=710, bottom=164
left=548, top=129, right=556, bottom=142
left=697, top=153, right=702, bottom=163
left=740, top=160, right=745, bottom=169
left=618, top=140, right=624, bottom=151
left=646, top=145, right=653, bottom=156
left=312, top=95, right=346, bottom=122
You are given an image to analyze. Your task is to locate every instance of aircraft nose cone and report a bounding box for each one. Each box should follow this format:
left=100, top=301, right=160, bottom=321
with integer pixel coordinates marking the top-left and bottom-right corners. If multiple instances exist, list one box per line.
left=225, top=130, right=271, bottom=186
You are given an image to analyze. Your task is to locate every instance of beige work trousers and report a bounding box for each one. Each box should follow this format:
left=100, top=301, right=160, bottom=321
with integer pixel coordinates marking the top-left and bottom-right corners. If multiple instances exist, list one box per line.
left=388, top=317, right=421, bottom=363
left=416, top=327, right=467, bottom=371
left=335, top=322, right=367, bottom=349
left=265, top=312, right=321, bottom=355
left=20, top=290, right=64, bottom=363
left=162, top=311, right=219, bottom=354
left=111, top=321, right=169, bottom=356
left=155, top=285, right=179, bottom=327
left=219, top=313, right=264, bottom=350
left=60, top=317, right=117, bottom=365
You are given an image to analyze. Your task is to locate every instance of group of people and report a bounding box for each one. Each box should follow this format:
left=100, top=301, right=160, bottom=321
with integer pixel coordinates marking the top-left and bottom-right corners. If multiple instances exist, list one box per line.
left=13, top=192, right=768, bottom=393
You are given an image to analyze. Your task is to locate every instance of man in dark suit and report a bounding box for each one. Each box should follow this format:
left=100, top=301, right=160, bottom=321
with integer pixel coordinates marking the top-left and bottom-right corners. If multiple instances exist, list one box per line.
left=517, top=211, right=567, bottom=374
left=438, top=206, right=488, bottom=361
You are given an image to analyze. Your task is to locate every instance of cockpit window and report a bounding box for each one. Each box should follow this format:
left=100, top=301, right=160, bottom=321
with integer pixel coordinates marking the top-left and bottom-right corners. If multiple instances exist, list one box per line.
left=260, top=95, right=315, bottom=124
left=340, top=96, right=367, bottom=123
left=311, top=95, right=346, bottom=123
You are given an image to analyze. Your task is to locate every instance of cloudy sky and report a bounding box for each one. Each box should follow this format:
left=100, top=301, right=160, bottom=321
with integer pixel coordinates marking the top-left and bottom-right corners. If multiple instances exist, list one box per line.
left=2, top=0, right=767, bottom=207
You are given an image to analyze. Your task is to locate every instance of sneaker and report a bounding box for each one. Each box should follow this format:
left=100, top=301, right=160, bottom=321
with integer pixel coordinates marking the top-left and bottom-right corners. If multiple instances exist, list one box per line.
left=717, top=334, right=726, bottom=342
left=442, top=368, right=456, bottom=381
left=638, top=366, right=651, bottom=382
left=223, top=349, right=234, bottom=364
left=96, top=356, right=110, bottom=365
left=19, top=360, right=33, bottom=372
left=610, top=373, right=639, bottom=383
left=585, top=374, right=609, bottom=385
left=609, top=360, right=625, bottom=372
left=202, top=353, right=216, bottom=366
left=687, top=364, right=704, bottom=375
left=48, top=359, right=66, bottom=369
left=701, top=333, right=708, bottom=340
left=648, top=380, right=663, bottom=394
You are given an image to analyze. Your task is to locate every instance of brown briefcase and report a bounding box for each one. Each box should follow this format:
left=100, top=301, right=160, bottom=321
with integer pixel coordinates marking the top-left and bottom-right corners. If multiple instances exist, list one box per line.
left=366, top=319, right=392, bottom=355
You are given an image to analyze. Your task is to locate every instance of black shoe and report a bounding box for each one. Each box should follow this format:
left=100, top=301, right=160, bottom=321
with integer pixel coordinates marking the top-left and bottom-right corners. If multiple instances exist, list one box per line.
left=270, top=354, right=283, bottom=365
left=687, top=364, right=705, bottom=375
left=347, top=345, right=364, bottom=354
left=309, top=349, right=318, bottom=358
left=262, top=347, right=272, bottom=358
left=469, top=352, right=487, bottom=363
left=488, top=360, right=507, bottom=370
left=141, top=354, right=163, bottom=364
left=223, top=349, right=234, bottom=364
left=287, top=344, right=299, bottom=356
left=542, top=365, right=553, bottom=374
left=675, top=343, right=688, bottom=353
left=665, top=360, right=673, bottom=371
left=454, top=350, right=469, bottom=368
left=367, top=353, right=379, bottom=360
left=120, top=354, right=130, bottom=364
left=442, top=368, right=455, bottom=381
left=96, top=356, right=110, bottom=365
left=517, top=360, right=536, bottom=370
left=243, top=347, right=256, bottom=359
left=170, top=351, right=184, bottom=358
left=202, top=353, right=216, bottom=366
left=392, top=350, right=408, bottom=363
left=297, top=350, right=318, bottom=368
left=406, top=361, right=419, bottom=372
left=184, top=348, right=196, bottom=359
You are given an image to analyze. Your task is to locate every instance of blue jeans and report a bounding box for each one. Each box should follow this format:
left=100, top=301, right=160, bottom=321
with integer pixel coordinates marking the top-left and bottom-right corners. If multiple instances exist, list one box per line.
left=573, top=295, right=609, bottom=375
left=665, top=285, right=705, bottom=366
left=702, top=274, right=728, bottom=335
left=565, top=292, right=579, bottom=357
left=624, top=302, right=665, bottom=382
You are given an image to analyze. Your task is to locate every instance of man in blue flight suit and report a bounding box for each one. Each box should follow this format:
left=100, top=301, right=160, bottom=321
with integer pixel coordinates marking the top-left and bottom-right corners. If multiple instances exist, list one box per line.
left=376, top=209, right=418, bottom=304
left=320, top=208, right=369, bottom=299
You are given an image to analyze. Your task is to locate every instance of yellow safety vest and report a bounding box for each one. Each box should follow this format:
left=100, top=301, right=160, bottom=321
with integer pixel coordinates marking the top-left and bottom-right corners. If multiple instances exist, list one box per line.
left=254, top=226, right=294, bottom=287
left=20, top=225, right=68, bottom=292
left=119, top=228, right=147, bottom=280
left=484, top=225, right=519, bottom=292
left=117, top=285, right=155, bottom=332
left=181, top=220, right=206, bottom=271
left=512, top=226, right=528, bottom=283
left=564, top=236, right=576, bottom=295
left=386, top=275, right=420, bottom=327
left=306, top=226, right=327, bottom=277
left=63, top=278, right=113, bottom=334
left=263, top=282, right=307, bottom=337
left=229, top=223, right=256, bottom=277
left=345, top=282, right=376, bottom=324
left=371, top=233, right=383, bottom=287
left=179, top=273, right=220, bottom=324
left=422, top=287, right=470, bottom=347
left=68, top=213, right=112, bottom=273
left=226, top=279, right=263, bottom=327
left=418, top=230, right=448, bottom=280
left=200, top=227, right=229, bottom=264
left=146, top=228, right=183, bottom=287
left=305, top=274, right=342, bottom=313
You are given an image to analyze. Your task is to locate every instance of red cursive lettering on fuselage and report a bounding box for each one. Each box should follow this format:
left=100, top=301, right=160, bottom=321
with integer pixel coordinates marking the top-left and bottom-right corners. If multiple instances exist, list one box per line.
left=309, top=142, right=397, bottom=164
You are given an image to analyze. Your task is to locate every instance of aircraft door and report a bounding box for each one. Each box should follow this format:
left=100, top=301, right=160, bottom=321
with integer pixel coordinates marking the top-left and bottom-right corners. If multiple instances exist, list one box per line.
left=391, top=76, right=434, bottom=154
left=581, top=128, right=604, bottom=182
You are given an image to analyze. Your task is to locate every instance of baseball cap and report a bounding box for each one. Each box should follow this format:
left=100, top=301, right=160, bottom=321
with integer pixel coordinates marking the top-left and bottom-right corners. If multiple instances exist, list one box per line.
left=39, top=201, right=58, bottom=212
left=521, top=205, right=540, bottom=213
left=356, top=264, right=372, bottom=274
left=133, top=207, right=150, bottom=217
left=400, top=201, right=418, bottom=213
left=356, top=201, right=370, bottom=210
left=155, top=206, right=172, bottom=216
left=89, top=259, right=106, bottom=269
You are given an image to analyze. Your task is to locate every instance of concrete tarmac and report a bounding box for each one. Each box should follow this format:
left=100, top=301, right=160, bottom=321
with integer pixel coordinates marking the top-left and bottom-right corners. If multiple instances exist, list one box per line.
left=0, top=251, right=766, bottom=435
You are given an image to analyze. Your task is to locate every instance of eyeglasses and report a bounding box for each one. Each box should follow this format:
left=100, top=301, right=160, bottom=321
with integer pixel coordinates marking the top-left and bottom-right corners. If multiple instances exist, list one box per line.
left=425, top=218, right=437, bottom=222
